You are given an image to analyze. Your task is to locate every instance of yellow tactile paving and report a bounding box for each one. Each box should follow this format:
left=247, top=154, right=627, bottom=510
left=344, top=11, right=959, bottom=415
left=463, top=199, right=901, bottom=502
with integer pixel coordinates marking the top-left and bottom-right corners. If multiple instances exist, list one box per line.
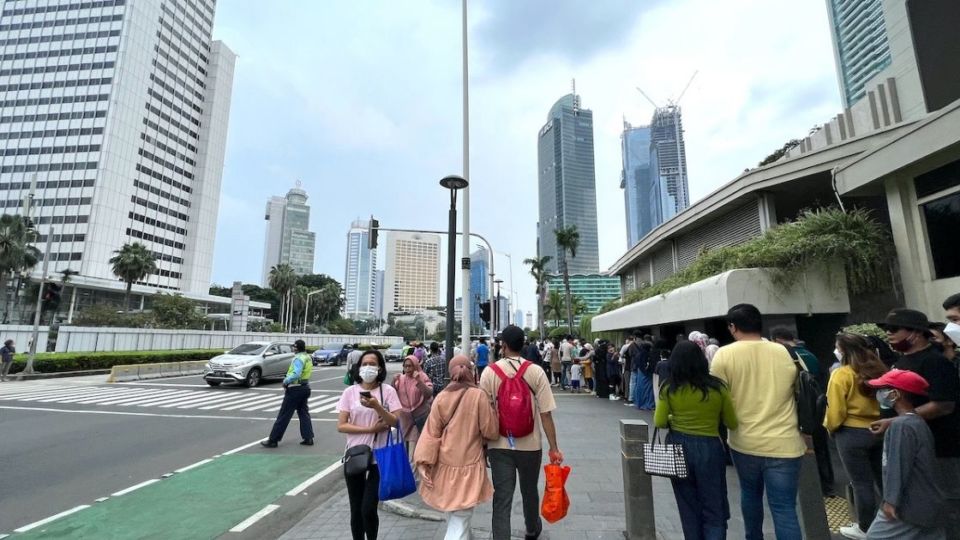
left=825, top=495, right=854, bottom=532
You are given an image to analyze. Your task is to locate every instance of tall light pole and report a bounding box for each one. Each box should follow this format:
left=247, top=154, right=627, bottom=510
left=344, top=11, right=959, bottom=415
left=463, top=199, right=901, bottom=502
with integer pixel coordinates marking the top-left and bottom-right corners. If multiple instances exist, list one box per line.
left=441, top=175, right=468, bottom=360
left=303, top=289, right=322, bottom=333
left=459, top=0, right=472, bottom=356
left=493, top=279, right=504, bottom=334
left=19, top=227, right=52, bottom=376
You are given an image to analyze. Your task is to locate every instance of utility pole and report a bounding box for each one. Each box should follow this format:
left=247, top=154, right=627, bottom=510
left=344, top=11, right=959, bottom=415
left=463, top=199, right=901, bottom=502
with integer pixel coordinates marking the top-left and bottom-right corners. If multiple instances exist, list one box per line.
left=19, top=228, right=52, bottom=376
left=459, top=0, right=472, bottom=356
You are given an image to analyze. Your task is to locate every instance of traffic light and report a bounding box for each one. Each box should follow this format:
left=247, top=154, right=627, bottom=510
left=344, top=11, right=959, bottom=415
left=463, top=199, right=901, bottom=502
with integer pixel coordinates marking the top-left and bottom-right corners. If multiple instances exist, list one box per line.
left=479, top=301, right=491, bottom=326
left=368, top=217, right=379, bottom=250
left=42, top=282, right=62, bottom=311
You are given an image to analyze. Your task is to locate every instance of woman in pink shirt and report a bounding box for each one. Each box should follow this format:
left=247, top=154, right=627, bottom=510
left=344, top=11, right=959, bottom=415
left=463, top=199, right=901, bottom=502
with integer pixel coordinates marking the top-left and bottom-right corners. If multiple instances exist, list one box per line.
left=414, top=355, right=499, bottom=539
left=392, top=355, right=433, bottom=444
left=337, top=350, right=403, bottom=540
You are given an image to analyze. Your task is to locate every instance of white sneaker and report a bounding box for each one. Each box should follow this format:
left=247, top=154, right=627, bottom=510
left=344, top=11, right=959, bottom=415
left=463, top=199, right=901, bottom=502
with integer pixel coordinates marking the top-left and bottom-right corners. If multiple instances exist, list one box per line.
left=609, top=395, right=619, bottom=401
left=839, top=524, right=867, bottom=540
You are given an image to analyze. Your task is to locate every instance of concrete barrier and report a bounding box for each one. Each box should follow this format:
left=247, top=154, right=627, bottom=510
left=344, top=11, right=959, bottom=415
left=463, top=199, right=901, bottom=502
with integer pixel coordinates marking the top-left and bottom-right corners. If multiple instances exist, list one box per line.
left=181, top=360, right=207, bottom=375
left=137, top=363, right=162, bottom=379
left=620, top=419, right=656, bottom=539
left=159, top=362, right=182, bottom=377
left=108, top=364, right=140, bottom=383
left=107, top=361, right=208, bottom=382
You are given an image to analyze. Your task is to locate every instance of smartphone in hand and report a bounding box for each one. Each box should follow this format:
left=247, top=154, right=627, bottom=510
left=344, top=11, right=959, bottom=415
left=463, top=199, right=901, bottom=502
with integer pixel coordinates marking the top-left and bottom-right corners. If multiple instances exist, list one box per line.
left=359, top=391, right=372, bottom=398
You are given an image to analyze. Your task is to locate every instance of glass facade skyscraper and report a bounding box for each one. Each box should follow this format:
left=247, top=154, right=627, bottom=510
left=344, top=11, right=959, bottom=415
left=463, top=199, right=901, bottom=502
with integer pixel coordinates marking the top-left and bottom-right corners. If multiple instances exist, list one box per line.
left=545, top=274, right=621, bottom=327
left=827, top=0, right=892, bottom=107
left=261, top=185, right=316, bottom=283
left=344, top=219, right=377, bottom=318
left=537, top=93, right=600, bottom=275
left=469, top=246, right=489, bottom=328
left=621, top=123, right=654, bottom=247
left=650, top=106, right=690, bottom=221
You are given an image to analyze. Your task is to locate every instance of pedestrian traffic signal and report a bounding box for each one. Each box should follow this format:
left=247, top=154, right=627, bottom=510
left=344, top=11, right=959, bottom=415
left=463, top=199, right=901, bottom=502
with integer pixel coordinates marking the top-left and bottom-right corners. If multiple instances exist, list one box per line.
left=368, top=218, right=379, bottom=250
left=479, top=301, right=491, bottom=325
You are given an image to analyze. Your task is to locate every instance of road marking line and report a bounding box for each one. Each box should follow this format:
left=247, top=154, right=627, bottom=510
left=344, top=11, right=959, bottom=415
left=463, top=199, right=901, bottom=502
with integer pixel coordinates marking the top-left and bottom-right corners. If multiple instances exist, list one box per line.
left=0, top=388, right=93, bottom=400
left=31, top=389, right=129, bottom=402
left=13, top=505, right=90, bottom=532
left=95, top=389, right=184, bottom=405
left=129, top=391, right=205, bottom=407
left=94, top=498, right=109, bottom=503
left=174, top=458, right=213, bottom=474
left=111, top=478, right=160, bottom=497
left=313, top=401, right=341, bottom=413
left=228, top=504, right=280, bottom=532
left=154, top=393, right=242, bottom=408
left=285, top=461, right=343, bottom=496
left=217, top=395, right=282, bottom=411
left=262, top=405, right=282, bottom=412
left=0, top=405, right=336, bottom=422
left=315, top=375, right=348, bottom=383
left=222, top=439, right=265, bottom=455
left=170, top=394, right=253, bottom=409
left=47, top=389, right=145, bottom=404
left=237, top=397, right=288, bottom=412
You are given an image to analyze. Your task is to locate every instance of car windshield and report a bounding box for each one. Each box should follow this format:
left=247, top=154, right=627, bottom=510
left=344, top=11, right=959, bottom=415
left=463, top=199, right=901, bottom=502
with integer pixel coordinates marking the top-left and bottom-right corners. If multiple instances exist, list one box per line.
left=325, top=343, right=345, bottom=350
left=227, top=343, right=267, bottom=355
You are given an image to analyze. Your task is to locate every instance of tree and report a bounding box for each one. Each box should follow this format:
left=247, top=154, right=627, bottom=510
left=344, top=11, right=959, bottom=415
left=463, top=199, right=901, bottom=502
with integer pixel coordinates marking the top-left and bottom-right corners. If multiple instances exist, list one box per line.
left=0, top=214, right=41, bottom=322
left=523, top=254, right=553, bottom=346
left=267, top=264, right=297, bottom=330
left=151, top=293, right=206, bottom=329
left=544, top=289, right=565, bottom=329
left=554, top=225, right=580, bottom=334
left=326, top=318, right=356, bottom=335
left=758, top=139, right=801, bottom=167
left=109, top=242, right=158, bottom=311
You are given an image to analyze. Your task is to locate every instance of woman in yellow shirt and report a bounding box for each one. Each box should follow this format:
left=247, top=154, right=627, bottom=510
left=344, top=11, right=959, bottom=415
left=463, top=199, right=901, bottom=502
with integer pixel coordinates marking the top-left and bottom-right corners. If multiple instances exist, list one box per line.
left=824, top=333, right=888, bottom=540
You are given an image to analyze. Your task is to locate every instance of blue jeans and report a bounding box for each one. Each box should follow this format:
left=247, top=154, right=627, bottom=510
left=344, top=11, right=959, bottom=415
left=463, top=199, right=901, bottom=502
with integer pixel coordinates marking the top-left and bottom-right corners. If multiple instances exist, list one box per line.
left=667, top=431, right=730, bottom=540
left=629, top=371, right=639, bottom=403
left=634, top=370, right=655, bottom=410
left=730, top=450, right=801, bottom=540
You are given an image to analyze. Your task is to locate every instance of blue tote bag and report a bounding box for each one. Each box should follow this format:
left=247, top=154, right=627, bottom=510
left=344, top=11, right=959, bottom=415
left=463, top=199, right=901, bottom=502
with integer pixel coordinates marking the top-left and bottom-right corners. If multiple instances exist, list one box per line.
left=373, top=423, right=417, bottom=501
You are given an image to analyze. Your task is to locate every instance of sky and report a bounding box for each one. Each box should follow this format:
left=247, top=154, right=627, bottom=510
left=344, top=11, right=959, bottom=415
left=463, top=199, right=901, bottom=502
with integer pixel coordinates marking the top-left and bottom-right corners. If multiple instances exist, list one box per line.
left=209, top=0, right=842, bottom=322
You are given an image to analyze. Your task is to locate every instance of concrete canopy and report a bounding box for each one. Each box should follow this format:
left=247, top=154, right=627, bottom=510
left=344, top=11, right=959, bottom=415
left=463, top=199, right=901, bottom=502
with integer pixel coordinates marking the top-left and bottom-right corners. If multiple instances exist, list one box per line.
left=591, top=266, right=850, bottom=332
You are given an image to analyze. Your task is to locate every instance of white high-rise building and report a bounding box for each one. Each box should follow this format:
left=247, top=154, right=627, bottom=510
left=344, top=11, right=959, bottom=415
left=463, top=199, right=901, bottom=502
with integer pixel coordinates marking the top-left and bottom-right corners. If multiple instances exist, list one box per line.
left=343, top=219, right=377, bottom=318
left=0, top=0, right=235, bottom=295
left=382, top=231, right=439, bottom=317
left=260, top=184, right=315, bottom=284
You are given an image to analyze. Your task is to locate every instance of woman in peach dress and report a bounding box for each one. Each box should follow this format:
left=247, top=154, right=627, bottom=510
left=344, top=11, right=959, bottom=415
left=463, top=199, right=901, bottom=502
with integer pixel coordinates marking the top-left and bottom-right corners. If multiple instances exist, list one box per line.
left=413, top=355, right=499, bottom=540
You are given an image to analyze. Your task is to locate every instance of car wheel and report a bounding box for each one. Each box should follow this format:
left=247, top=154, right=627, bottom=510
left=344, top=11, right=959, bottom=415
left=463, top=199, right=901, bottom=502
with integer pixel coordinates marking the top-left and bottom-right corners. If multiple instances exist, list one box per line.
left=244, top=368, right=262, bottom=388
left=206, top=380, right=221, bottom=387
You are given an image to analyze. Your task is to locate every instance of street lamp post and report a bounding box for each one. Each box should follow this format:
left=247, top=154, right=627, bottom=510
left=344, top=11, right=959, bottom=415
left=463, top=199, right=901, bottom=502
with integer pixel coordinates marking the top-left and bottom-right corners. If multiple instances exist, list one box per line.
left=441, top=175, right=468, bottom=360
left=20, top=227, right=53, bottom=377
left=303, top=289, right=322, bottom=334
left=493, top=278, right=504, bottom=334
left=459, top=0, right=472, bottom=358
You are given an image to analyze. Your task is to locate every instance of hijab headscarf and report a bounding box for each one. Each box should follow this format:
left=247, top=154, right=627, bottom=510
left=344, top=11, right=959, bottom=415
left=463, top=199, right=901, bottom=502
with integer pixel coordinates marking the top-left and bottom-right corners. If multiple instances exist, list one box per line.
left=444, top=354, right=476, bottom=392
left=688, top=331, right=708, bottom=352
left=396, top=355, right=432, bottom=411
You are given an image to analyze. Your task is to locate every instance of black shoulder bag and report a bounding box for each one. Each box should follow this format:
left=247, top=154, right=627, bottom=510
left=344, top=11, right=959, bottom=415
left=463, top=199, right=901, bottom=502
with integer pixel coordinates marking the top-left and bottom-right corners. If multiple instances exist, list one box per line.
left=342, top=386, right=384, bottom=477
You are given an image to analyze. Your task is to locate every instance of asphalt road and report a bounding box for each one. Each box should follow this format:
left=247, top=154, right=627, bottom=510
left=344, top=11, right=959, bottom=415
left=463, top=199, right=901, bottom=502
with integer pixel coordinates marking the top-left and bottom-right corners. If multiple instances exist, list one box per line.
left=0, top=363, right=398, bottom=537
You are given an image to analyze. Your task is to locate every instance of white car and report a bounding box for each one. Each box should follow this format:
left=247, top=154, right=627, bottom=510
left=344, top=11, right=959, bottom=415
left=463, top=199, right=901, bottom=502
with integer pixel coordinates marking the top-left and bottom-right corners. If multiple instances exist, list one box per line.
left=203, top=341, right=295, bottom=387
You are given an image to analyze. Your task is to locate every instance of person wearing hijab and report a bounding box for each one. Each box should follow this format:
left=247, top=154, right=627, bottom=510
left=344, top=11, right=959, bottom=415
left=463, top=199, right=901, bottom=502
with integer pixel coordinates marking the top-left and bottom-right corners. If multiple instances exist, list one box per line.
left=392, top=355, right=434, bottom=444
left=705, top=338, right=720, bottom=364
left=414, top=355, right=500, bottom=540
left=688, top=331, right=709, bottom=353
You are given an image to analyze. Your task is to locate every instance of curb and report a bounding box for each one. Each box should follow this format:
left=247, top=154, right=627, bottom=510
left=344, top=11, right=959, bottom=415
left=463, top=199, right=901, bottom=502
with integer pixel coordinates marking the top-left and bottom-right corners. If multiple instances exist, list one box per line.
left=379, top=499, right=444, bottom=522
left=107, top=361, right=207, bottom=383
left=14, top=369, right=111, bottom=380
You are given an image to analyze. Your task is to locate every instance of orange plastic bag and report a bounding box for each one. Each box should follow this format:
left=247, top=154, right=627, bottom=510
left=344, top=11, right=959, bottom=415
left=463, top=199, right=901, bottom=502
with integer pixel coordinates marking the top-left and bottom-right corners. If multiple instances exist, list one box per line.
left=540, top=463, right=571, bottom=523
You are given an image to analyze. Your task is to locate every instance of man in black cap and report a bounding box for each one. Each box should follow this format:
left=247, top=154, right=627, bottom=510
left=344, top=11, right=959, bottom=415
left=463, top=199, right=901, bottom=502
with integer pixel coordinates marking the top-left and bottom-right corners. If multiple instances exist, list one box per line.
left=872, top=308, right=960, bottom=538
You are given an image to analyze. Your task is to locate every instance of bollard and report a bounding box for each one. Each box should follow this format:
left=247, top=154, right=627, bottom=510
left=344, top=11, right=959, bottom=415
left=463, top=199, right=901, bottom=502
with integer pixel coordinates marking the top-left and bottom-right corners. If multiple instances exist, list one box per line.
left=797, top=436, right=831, bottom=538
left=620, top=419, right=656, bottom=540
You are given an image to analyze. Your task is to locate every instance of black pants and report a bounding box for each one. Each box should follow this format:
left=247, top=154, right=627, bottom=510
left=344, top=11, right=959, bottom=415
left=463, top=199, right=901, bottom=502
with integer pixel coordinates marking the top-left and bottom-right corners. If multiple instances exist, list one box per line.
left=489, top=448, right=542, bottom=540
left=812, top=423, right=835, bottom=495
left=345, top=464, right=380, bottom=540
left=268, top=384, right=313, bottom=443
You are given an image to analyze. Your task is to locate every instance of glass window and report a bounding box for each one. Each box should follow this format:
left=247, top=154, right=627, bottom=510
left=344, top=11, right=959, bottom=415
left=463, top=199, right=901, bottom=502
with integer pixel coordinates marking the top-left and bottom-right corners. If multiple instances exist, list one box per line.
left=922, top=191, right=960, bottom=279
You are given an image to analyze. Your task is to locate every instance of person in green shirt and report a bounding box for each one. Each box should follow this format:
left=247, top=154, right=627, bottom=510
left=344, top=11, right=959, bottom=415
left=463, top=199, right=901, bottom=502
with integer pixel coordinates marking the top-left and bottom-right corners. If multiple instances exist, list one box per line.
left=655, top=341, right=738, bottom=540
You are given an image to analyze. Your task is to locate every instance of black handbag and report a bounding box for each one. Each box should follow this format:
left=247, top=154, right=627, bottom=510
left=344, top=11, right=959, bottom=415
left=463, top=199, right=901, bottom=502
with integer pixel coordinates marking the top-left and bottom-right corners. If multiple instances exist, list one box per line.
left=343, top=444, right=373, bottom=477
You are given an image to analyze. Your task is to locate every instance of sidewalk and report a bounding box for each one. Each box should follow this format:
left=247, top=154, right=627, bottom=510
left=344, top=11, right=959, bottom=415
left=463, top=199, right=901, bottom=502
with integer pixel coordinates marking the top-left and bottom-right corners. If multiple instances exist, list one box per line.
left=281, top=391, right=844, bottom=539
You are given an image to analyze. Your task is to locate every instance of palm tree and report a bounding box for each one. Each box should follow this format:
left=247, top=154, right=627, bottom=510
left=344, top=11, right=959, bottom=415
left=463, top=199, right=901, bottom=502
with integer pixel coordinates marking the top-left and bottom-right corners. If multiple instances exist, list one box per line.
left=0, top=214, right=40, bottom=322
left=267, top=264, right=297, bottom=330
left=523, top=255, right=552, bottom=341
left=554, top=225, right=580, bottom=334
left=109, top=243, right=158, bottom=311
left=48, top=268, right=78, bottom=325
left=545, top=289, right=565, bottom=329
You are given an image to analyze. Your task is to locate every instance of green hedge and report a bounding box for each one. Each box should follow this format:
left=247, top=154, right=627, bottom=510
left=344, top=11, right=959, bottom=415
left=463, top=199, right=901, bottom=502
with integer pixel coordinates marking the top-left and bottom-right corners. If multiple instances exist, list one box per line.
left=8, top=349, right=222, bottom=374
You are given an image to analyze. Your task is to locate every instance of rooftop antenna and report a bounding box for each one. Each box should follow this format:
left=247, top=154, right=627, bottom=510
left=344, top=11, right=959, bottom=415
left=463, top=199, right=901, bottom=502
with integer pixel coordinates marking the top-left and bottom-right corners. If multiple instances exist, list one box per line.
left=571, top=78, right=580, bottom=112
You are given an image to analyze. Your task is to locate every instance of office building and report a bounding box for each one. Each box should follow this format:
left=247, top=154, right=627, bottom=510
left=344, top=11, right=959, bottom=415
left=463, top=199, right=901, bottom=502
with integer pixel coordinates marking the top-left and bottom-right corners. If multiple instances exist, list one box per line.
left=373, top=270, right=385, bottom=321
left=343, top=219, right=377, bottom=318
left=382, top=231, right=440, bottom=316
left=525, top=311, right=533, bottom=329
left=514, top=308, right=524, bottom=328
left=545, top=274, right=622, bottom=326
left=495, top=294, right=509, bottom=334
left=261, top=184, right=315, bottom=284
left=649, top=106, right=690, bottom=220
left=826, top=0, right=892, bottom=108
left=0, top=0, right=235, bottom=297
left=537, top=91, right=600, bottom=275
left=469, top=247, right=490, bottom=327
left=621, top=123, right=654, bottom=247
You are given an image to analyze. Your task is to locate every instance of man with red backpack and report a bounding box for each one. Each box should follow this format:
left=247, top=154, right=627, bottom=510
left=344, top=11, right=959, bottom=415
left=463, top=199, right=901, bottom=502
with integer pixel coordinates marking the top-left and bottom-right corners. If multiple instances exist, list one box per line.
left=480, top=325, right=563, bottom=540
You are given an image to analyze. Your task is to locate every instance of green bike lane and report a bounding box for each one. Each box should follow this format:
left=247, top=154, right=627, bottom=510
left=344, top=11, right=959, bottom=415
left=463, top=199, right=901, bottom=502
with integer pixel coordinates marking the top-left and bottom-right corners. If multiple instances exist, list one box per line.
left=10, top=451, right=343, bottom=539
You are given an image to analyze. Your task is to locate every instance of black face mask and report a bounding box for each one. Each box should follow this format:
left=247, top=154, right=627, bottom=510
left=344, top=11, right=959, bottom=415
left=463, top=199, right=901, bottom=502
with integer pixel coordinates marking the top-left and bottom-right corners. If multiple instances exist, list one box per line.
left=931, top=341, right=946, bottom=354
left=890, top=332, right=917, bottom=352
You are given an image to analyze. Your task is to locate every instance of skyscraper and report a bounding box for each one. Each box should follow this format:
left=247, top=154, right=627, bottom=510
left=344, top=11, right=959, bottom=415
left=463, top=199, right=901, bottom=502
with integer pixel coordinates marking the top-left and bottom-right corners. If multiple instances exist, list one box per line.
left=382, top=231, right=440, bottom=316
left=0, top=0, right=235, bottom=295
left=537, top=92, right=600, bottom=275
left=469, top=246, right=490, bottom=327
left=261, top=184, right=315, bottom=284
left=343, top=220, right=377, bottom=318
left=621, top=123, right=654, bottom=247
left=650, top=106, right=690, bottom=221
left=826, top=0, right=892, bottom=108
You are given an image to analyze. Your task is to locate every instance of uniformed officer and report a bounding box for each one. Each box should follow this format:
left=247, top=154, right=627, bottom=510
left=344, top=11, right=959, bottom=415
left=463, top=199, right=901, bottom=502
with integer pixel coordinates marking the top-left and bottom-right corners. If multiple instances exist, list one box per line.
left=261, top=339, right=314, bottom=447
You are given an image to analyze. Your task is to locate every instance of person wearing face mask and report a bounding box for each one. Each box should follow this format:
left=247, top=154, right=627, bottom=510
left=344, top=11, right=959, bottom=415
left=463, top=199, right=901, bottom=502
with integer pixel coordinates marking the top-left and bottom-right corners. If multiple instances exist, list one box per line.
left=930, top=322, right=959, bottom=364
left=824, top=333, right=889, bottom=539
left=337, top=350, right=402, bottom=540
left=261, top=339, right=314, bottom=448
left=872, top=308, right=960, bottom=540
left=864, top=369, right=946, bottom=539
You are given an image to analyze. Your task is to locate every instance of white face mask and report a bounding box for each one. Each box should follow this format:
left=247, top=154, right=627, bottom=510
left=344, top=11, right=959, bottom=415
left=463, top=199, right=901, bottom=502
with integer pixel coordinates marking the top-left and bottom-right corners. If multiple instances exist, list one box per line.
left=944, top=322, right=960, bottom=347
left=833, top=348, right=842, bottom=362
left=359, top=366, right=379, bottom=383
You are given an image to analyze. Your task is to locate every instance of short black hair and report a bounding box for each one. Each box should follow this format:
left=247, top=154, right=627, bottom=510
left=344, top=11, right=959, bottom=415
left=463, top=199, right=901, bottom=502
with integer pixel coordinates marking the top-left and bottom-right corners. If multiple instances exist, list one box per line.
left=770, top=327, right=795, bottom=341
left=349, top=349, right=387, bottom=384
left=293, top=339, right=306, bottom=352
left=429, top=341, right=440, bottom=353
left=501, top=325, right=525, bottom=353
left=727, top=303, right=763, bottom=334
left=944, top=293, right=960, bottom=311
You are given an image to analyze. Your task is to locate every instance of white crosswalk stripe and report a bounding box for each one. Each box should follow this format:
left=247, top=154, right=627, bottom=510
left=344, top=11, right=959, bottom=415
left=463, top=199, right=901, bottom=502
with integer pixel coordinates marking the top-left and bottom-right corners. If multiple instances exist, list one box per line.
left=0, top=385, right=342, bottom=414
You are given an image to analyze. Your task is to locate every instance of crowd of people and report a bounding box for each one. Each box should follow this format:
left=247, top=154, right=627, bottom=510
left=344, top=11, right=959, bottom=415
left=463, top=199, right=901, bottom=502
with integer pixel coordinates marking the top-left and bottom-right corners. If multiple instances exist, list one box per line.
left=258, top=291, right=960, bottom=540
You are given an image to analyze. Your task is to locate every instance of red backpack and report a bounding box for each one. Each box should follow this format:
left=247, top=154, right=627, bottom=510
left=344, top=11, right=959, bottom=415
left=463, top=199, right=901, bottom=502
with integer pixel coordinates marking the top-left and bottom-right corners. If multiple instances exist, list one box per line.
left=489, top=361, right=535, bottom=439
